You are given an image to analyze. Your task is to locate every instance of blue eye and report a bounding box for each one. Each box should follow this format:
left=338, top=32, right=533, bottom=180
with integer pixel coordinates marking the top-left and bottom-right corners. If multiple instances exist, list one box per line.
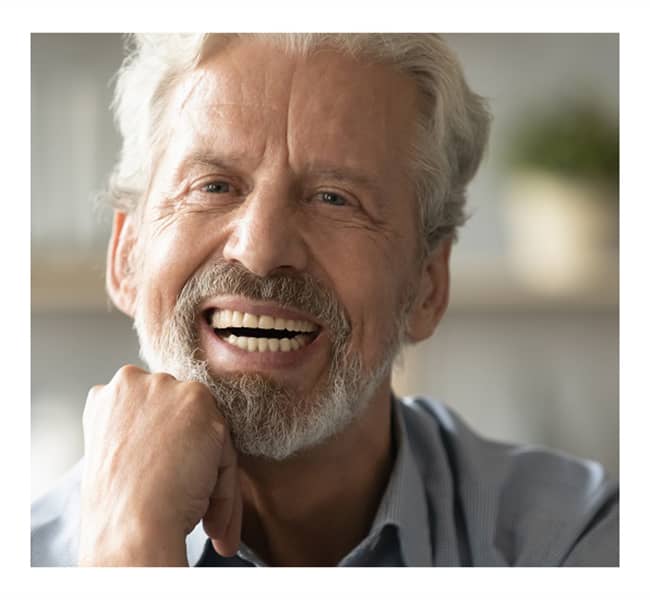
left=319, top=191, right=347, bottom=206
left=203, top=181, right=232, bottom=194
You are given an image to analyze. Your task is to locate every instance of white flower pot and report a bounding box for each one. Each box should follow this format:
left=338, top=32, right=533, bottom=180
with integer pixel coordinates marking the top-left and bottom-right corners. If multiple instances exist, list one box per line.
left=504, top=170, right=618, bottom=296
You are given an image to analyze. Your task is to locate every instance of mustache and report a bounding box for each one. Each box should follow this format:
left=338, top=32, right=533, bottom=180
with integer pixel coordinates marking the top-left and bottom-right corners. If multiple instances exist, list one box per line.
left=179, top=260, right=351, bottom=341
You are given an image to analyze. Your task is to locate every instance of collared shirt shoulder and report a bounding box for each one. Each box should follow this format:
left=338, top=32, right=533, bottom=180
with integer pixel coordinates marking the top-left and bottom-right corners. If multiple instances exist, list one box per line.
left=400, top=396, right=619, bottom=566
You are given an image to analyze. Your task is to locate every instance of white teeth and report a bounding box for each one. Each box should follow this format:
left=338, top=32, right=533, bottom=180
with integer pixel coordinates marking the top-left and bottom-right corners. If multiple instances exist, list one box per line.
left=221, top=333, right=311, bottom=353
left=242, top=313, right=258, bottom=328
left=210, top=309, right=317, bottom=333
left=211, top=308, right=318, bottom=353
left=258, top=315, right=274, bottom=329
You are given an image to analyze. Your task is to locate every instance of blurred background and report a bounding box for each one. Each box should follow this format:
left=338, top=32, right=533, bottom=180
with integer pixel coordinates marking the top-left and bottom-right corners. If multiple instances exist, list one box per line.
left=31, top=33, right=619, bottom=500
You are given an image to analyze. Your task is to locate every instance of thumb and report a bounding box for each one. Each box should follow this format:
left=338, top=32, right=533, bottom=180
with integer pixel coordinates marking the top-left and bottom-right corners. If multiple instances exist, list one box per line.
left=202, top=430, right=242, bottom=556
left=210, top=475, right=243, bottom=557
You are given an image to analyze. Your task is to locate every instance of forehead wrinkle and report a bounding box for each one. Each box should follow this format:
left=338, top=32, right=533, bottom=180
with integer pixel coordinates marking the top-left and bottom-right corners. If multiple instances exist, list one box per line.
left=286, top=52, right=411, bottom=174
left=197, top=40, right=295, bottom=117
left=177, top=70, right=208, bottom=115
left=174, top=100, right=280, bottom=181
left=167, top=43, right=417, bottom=207
left=184, top=55, right=293, bottom=150
left=284, top=55, right=298, bottom=181
left=178, top=55, right=289, bottom=128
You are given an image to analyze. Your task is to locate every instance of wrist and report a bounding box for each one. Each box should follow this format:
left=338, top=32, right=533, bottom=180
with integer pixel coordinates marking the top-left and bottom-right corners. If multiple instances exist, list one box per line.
left=79, top=516, right=189, bottom=567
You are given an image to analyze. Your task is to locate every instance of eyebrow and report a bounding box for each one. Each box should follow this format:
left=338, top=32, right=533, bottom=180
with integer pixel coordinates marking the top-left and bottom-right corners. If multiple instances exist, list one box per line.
left=174, top=150, right=250, bottom=180
left=302, top=163, right=381, bottom=194
left=174, top=150, right=382, bottom=194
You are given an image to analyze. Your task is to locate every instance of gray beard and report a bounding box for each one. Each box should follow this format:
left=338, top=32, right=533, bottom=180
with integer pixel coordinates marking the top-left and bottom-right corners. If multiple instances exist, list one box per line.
left=134, top=261, right=408, bottom=460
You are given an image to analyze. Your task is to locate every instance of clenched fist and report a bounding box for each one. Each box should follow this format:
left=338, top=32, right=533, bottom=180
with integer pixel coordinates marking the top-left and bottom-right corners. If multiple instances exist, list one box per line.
left=78, top=365, right=242, bottom=566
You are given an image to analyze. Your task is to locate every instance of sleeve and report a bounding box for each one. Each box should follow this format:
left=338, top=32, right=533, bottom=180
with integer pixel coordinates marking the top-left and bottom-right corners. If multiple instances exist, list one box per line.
left=560, top=493, right=619, bottom=567
left=31, top=460, right=83, bottom=566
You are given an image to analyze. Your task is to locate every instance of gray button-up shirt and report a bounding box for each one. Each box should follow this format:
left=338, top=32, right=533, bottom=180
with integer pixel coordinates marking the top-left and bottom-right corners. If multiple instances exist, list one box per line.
left=31, top=396, right=618, bottom=566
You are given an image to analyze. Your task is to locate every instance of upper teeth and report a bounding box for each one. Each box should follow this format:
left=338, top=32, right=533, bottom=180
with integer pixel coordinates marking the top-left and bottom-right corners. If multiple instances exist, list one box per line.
left=211, top=309, right=317, bottom=333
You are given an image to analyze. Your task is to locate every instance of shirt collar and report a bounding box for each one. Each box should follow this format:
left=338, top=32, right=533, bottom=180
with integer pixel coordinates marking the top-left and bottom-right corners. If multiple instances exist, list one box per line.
left=365, top=394, right=433, bottom=566
left=185, top=395, right=433, bottom=567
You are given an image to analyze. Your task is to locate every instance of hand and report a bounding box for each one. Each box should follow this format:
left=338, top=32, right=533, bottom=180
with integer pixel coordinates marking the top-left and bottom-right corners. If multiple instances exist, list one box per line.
left=78, top=365, right=242, bottom=566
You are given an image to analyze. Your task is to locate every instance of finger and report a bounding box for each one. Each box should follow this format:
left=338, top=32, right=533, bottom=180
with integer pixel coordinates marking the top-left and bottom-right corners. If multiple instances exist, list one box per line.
left=211, top=473, right=243, bottom=558
left=202, top=427, right=238, bottom=540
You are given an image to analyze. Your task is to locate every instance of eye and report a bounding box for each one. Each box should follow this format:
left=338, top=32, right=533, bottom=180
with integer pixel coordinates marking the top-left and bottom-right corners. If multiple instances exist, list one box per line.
left=316, top=191, right=348, bottom=206
left=202, top=181, right=233, bottom=194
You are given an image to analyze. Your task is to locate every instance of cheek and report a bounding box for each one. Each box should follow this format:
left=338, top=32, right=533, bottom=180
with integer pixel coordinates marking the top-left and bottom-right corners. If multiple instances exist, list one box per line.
left=138, top=216, right=223, bottom=324
left=310, top=229, right=412, bottom=361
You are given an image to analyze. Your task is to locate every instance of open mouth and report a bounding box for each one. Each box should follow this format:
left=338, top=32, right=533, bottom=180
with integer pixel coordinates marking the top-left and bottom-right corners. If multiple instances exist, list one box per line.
left=205, top=308, right=320, bottom=353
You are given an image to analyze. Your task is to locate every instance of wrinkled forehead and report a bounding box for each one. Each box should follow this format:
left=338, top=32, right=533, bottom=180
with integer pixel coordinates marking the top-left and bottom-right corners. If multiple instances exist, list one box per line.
left=163, top=38, right=421, bottom=174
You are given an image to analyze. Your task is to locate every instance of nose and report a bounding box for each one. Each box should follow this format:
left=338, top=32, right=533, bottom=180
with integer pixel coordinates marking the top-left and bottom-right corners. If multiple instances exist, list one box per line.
left=222, top=180, right=308, bottom=277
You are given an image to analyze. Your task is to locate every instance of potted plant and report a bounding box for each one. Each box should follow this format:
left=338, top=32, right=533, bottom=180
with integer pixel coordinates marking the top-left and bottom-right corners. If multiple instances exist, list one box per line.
left=503, top=99, right=619, bottom=295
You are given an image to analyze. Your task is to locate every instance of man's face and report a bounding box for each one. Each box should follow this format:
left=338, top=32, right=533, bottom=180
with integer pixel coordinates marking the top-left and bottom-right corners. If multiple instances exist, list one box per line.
left=112, top=39, right=440, bottom=458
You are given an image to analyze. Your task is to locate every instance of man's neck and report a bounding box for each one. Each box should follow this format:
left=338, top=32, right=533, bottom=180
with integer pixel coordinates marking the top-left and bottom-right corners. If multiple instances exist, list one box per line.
left=237, top=383, right=395, bottom=566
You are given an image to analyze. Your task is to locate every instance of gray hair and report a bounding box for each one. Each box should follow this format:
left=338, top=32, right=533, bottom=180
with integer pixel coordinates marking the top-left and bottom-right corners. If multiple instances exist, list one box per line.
left=108, top=33, right=491, bottom=252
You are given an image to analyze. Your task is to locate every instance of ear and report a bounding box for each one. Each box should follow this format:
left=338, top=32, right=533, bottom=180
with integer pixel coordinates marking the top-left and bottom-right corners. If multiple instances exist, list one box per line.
left=405, top=237, right=452, bottom=343
left=106, top=211, right=139, bottom=317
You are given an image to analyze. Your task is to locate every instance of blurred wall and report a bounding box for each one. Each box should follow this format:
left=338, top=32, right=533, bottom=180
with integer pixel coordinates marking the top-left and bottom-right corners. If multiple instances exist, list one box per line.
left=31, top=33, right=619, bottom=500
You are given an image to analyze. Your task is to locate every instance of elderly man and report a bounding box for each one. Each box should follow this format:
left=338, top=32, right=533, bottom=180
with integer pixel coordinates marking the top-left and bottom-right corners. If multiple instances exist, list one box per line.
left=31, top=33, right=618, bottom=567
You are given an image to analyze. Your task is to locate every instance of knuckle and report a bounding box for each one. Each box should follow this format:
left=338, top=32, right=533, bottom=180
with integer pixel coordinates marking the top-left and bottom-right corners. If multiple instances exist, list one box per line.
left=207, top=407, right=230, bottom=442
left=149, top=371, right=174, bottom=388
left=86, top=384, right=103, bottom=400
left=182, top=381, right=213, bottom=406
left=216, top=420, right=232, bottom=446
left=112, top=364, right=144, bottom=384
left=210, top=413, right=227, bottom=434
left=184, top=380, right=209, bottom=396
left=179, top=381, right=221, bottom=426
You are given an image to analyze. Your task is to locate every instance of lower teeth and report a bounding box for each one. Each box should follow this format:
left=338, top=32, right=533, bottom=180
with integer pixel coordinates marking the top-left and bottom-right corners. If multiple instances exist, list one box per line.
left=224, top=334, right=308, bottom=352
